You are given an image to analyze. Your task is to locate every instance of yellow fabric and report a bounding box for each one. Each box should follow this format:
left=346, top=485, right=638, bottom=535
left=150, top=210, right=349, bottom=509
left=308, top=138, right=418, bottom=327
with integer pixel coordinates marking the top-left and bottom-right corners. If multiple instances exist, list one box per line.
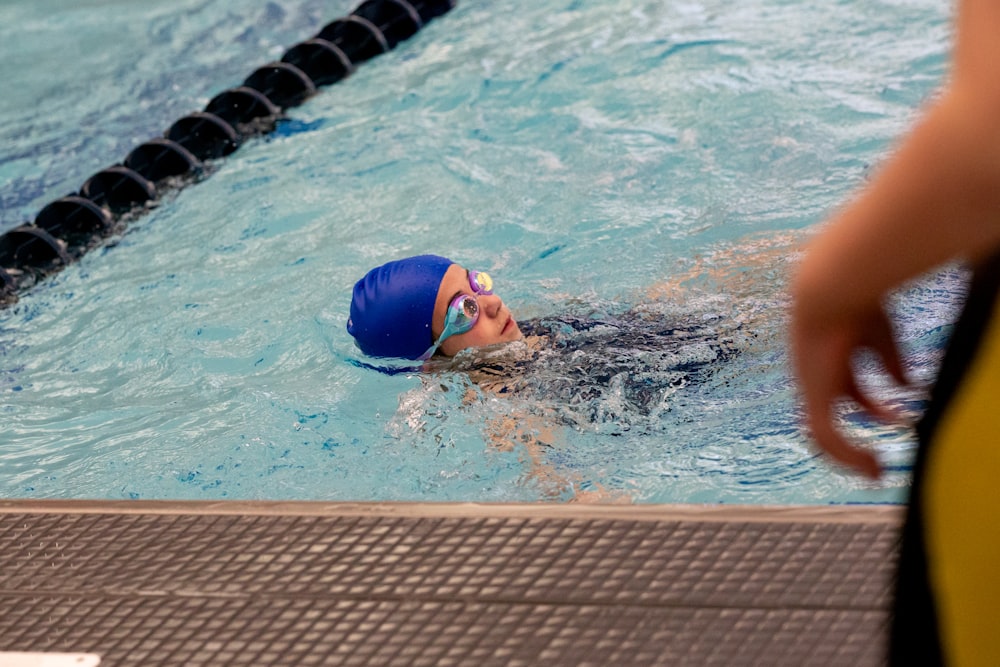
left=924, top=292, right=1000, bottom=667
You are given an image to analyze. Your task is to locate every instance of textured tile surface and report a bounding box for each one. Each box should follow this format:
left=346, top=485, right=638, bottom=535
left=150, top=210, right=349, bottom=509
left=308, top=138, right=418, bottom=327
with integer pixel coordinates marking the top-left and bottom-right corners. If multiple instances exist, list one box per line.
left=0, top=502, right=899, bottom=666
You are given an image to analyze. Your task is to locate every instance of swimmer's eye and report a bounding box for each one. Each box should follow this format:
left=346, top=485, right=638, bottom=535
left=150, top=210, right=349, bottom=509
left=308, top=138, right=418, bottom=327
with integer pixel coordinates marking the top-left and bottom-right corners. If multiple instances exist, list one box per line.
left=459, top=295, right=479, bottom=321
left=417, top=271, right=494, bottom=361
left=417, top=293, right=481, bottom=361
left=447, top=294, right=480, bottom=331
left=469, top=270, right=493, bottom=295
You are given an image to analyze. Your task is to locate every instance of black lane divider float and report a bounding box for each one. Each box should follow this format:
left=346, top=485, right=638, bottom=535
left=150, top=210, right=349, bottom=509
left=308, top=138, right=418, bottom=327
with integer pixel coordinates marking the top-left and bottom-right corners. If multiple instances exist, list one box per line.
left=0, top=0, right=455, bottom=308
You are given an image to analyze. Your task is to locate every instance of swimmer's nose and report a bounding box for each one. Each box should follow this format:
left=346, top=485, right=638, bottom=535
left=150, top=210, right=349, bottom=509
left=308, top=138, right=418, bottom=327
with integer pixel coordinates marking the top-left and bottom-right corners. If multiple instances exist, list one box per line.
left=480, top=293, right=503, bottom=318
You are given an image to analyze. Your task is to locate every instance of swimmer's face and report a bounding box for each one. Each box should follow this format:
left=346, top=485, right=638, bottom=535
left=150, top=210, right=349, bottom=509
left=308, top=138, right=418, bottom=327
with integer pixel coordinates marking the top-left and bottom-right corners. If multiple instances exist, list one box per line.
left=430, top=264, right=522, bottom=357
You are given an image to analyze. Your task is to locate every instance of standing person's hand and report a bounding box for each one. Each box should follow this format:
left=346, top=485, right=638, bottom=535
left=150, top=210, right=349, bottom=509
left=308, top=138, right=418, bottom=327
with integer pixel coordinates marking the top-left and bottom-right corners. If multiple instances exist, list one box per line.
left=791, top=273, right=909, bottom=480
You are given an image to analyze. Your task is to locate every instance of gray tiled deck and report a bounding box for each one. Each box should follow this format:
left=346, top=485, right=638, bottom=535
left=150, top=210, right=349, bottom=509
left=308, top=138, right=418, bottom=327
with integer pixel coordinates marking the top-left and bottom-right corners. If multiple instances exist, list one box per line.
left=0, top=501, right=900, bottom=666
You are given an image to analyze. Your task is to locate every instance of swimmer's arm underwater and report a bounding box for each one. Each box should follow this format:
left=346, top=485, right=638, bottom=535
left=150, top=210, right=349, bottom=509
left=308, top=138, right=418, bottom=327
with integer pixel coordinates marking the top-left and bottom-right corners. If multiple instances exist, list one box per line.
left=481, top=411, right=629, bottom=503
left=462, top=371, right=628, bottom=503
left=791, top=0, right=1000, bottom=478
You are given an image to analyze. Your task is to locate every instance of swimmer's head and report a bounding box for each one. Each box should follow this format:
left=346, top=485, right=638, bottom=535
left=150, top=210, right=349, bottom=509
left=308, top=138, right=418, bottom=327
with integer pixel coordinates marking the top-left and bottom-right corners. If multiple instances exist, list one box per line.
left=347, top=255, right=522, bottom=360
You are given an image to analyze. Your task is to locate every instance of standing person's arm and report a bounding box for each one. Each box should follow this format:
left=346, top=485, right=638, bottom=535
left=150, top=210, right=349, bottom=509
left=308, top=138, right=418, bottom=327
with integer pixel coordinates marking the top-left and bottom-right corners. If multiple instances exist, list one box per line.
left=790, top=0, right=1000, bottom=478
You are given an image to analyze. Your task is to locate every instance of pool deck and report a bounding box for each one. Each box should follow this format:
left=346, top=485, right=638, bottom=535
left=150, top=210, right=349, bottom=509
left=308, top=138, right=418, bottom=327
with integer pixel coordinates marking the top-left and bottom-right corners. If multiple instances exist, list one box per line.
left=0, top=500, right=901, bottom=666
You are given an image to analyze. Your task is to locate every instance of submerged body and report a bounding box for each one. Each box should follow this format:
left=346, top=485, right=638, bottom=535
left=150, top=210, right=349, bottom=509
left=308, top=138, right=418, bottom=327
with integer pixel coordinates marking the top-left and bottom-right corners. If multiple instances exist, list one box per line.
left=443, top=307, right=742, bottom=433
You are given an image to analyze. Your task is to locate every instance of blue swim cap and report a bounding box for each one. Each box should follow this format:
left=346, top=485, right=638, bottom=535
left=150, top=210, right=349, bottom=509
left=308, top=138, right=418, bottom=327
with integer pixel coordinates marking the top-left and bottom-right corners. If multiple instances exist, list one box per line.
left=347, top=254, right=454, bottom=360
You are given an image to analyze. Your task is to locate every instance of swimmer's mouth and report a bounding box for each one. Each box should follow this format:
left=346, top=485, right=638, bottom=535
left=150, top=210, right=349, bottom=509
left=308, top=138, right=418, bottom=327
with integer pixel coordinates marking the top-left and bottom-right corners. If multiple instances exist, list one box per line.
left=502, top=317, right=515, bottom=334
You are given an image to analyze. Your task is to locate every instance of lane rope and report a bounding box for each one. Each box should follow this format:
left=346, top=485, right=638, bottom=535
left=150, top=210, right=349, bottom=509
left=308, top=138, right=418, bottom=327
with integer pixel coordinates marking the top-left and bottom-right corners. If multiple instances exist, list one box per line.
left=0, top=0, right=456, bottom=307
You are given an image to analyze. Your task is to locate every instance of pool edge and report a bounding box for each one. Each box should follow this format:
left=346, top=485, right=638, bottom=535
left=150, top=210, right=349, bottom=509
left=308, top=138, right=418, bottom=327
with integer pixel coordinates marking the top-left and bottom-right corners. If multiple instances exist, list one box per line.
left=0, top=498, right=903, bottom=523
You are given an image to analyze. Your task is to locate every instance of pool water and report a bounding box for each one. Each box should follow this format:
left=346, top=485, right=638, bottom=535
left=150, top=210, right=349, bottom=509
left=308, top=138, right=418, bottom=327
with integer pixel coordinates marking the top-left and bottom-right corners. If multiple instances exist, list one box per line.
left=0, top=0, right=958, bottom=503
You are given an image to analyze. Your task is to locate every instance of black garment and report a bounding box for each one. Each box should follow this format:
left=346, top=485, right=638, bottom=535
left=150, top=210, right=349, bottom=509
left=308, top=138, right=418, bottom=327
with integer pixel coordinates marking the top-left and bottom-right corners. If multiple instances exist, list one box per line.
left=890, top=251, right=1000, bottom=666
left=453, top=310, right=741, bottom=433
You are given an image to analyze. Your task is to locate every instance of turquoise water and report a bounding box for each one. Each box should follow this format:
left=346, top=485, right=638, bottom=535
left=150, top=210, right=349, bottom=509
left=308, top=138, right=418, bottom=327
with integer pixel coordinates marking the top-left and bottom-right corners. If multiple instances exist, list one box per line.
left=0, top=0, right=958, bottom=502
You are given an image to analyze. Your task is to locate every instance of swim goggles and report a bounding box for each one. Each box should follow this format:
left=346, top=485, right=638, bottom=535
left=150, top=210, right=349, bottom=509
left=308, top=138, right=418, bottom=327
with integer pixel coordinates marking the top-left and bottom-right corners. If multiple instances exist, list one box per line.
left=419, top=270, right=493, bottom=360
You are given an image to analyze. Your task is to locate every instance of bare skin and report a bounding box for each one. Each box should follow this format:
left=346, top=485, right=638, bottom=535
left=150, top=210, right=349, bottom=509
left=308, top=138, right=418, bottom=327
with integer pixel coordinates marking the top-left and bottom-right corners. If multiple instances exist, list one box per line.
left=429, top=264, right=523, bottom=357
left=791, top=0, right=1000, bottom=478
